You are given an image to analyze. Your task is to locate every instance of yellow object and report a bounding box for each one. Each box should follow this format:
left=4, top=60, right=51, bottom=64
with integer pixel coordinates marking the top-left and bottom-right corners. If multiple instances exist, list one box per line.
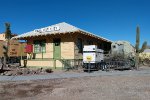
left=86, top=56, right=92, bottom=61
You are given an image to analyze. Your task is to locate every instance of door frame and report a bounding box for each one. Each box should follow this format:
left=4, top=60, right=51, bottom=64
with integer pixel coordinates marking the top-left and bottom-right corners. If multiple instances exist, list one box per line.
left=53, top=38, right=61, bottom=59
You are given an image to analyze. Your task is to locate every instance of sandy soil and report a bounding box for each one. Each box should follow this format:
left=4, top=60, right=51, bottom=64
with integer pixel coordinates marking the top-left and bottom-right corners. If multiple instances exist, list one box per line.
left=0, top=74, right=150, bottom=100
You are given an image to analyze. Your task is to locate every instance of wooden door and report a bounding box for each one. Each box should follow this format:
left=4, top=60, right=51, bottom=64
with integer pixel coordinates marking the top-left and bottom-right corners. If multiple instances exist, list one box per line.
left=53, top=39, right=61, bottom=59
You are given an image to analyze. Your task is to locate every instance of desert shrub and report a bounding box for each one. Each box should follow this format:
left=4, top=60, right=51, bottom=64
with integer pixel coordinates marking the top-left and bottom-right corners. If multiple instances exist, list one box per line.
left=45, top=68, right=53, bottom=73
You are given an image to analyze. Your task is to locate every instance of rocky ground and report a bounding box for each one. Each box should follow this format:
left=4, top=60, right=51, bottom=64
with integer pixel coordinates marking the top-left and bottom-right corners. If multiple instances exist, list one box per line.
left=0, top=63, right=53, bottom=76
left=0, top=66, right=150, bottom=100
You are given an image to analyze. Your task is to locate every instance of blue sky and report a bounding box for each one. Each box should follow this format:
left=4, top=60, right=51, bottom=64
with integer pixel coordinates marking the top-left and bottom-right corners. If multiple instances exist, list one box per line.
left=0, top=0, right=149, bottom=46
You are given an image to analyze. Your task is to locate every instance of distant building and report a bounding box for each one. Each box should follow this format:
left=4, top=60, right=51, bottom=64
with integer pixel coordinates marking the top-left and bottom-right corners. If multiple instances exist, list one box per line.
left=12, top=22, right=112, bottom=68
left=146, top=45, right=150, bottom=49
left=143, top=49, right=150, bottom=53
left=0, top=33, right=5, bottom=41
left=0, top=33, right=26, bottom=58
left=0, top=33, right=17, bottom=41
left=139, top=49, right=150, bottom=63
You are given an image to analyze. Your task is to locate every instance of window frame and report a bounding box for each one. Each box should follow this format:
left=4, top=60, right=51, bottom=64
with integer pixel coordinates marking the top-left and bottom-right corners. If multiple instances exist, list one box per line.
left=77, top=38, right=83, bottom=53
left=34, top=40, right=46, bottom=53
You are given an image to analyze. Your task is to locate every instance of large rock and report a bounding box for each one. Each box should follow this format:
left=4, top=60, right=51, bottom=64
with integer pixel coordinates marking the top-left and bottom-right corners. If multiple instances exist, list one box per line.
left=4, top=71, right=13, bottom=76
left=22, top=68, right=30, bottom=75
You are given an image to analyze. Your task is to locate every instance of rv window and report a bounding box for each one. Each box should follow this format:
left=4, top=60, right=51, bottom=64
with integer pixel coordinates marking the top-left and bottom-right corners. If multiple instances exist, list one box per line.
left=113, top=45, right=116, bottom=48
left=83, top=51, right=103, bottom=53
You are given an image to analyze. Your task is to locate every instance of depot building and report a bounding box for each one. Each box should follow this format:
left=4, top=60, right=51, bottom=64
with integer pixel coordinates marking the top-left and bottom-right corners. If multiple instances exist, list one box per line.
left=12, top=22, right=112, bottom=68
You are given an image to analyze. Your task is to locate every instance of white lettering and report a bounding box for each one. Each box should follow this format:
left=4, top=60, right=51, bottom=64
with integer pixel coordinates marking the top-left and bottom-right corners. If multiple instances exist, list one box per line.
left=34, top=26, right=60, bottom=33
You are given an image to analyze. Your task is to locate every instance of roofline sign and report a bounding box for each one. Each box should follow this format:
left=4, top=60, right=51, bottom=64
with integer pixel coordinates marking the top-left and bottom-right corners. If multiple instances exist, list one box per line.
left=34, top=26, right=60, bottom=33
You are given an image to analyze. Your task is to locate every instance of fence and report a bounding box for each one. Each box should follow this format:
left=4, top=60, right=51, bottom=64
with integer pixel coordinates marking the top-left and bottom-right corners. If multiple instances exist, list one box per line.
left=61, top=59, right=83, bottom=70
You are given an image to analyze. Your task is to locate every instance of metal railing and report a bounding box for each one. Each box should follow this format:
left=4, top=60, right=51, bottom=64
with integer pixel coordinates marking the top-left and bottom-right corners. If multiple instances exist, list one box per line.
left=59, top=59, right=83, bottom=71
left=103, top=59, right=135, bottom=71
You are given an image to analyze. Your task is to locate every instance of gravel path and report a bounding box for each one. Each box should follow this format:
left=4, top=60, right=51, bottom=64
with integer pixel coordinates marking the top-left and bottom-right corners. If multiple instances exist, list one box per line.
left=0, top=74, right=150, bottom=100
left=0, top=67, right=150, bottom=81
left=0, top=67, right=150, bottom=100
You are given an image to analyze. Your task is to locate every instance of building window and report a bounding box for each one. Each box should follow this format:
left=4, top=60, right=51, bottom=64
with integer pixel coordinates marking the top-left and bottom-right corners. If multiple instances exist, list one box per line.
left=34, top=40, right=46, bottom=53
left=54, top=39, right=60, bottom=46
left=87, top=40, right=93, bottom=45
left=98, top=43, right=102, bottom=49
left=77, top=38, right=83, bottom=53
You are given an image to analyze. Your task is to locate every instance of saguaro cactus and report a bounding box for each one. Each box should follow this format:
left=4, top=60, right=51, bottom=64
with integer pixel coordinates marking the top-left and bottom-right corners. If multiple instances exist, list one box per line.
left=135, top=25, right=147, bottom=69
left=135, top=26, right=140, bottom=53
left=140, top=41, right=147, bottom=53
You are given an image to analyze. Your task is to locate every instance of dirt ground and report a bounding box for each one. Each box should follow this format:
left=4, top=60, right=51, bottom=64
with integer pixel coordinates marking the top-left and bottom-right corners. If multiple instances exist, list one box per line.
left=0, top=72, right=150, bottom=100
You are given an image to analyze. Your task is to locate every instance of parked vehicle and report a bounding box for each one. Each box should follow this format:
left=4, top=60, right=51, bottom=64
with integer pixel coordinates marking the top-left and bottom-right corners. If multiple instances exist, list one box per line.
left=83, top=41, right=136, bottom=71
left=104, top=41, right=136, bottom=70
left=83, top=45, right=104, bottom=70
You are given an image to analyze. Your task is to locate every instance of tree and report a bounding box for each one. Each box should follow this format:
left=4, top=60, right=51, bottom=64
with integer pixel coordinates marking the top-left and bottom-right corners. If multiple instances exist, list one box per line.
left=5, top=23, right=12, bottom=39
left=135, top=25, right=147, bottom=70
left=147, top=45, right=150, bottom=49
left=140, top=41, right=147, bottom=52
left=1, top=23, right=12, bottom=70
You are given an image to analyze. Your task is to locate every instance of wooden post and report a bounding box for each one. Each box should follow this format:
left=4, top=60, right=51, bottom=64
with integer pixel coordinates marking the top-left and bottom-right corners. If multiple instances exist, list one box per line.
left=53, top=59, right=56, bottom=69
left=21, top=43, right=23, bottom=61
left=42, top=46, right=43, bottom=59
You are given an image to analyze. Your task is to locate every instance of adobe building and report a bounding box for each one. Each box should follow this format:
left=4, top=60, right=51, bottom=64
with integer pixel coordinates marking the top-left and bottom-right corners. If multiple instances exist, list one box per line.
left=0, top=33, right=26, bottom=58
left=0, top=33, right=6, bottom=41
left=0, top=33, right=17, bottom=41
left=12, top=22, right=112, bottom=68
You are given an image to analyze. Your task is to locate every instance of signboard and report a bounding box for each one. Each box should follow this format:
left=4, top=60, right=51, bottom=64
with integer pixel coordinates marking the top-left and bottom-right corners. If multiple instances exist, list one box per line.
left=25, top=44, right=33, bottom=53
left=34, top=26, right=60, bottom=33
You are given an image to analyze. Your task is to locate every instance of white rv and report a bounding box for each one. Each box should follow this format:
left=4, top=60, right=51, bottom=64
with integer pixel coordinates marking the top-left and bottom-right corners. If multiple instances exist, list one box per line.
left=83, top=45, right=104, bottom=69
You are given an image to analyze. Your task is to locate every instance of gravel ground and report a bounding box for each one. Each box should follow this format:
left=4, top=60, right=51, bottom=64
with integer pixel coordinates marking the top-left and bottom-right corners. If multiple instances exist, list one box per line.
left=0, top=66, right=150, bottom=81
left=0, top=76, right=150, bottom=100
left=0, top=67, right=150, bottom=100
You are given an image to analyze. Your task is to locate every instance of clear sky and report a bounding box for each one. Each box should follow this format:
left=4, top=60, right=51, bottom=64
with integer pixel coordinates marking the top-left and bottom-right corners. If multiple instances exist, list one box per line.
left=0, top=0, right=149, bottom=46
